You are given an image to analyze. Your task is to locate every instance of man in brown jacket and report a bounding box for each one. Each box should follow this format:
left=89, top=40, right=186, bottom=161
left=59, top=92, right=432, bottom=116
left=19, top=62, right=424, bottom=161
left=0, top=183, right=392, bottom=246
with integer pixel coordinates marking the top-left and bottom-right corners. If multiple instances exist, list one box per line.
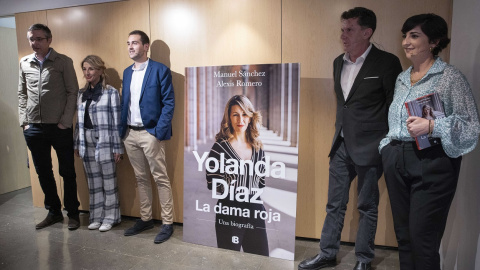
left=19, top=23, right=80, bottom=230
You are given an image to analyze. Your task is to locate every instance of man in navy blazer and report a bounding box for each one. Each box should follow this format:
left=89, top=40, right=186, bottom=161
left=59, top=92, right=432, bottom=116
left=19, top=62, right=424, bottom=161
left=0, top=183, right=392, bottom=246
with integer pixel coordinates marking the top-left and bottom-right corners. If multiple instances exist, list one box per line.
left=120, top=30, right=175, bottom=244
left=298, top=8, right=402, bottom=270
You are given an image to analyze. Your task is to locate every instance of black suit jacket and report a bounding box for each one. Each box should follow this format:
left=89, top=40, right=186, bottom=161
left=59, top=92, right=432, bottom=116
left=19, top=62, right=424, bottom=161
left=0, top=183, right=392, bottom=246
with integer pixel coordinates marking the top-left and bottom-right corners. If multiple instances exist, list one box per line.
left=328, top=45, right=402, bottom=166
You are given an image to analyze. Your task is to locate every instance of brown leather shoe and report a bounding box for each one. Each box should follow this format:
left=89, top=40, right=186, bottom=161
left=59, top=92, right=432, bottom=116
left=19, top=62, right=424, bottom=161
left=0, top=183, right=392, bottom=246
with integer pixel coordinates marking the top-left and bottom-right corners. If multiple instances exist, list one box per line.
left=36, top=214, right=64, bottom=229
left=68, top=215, right=80, bottom=230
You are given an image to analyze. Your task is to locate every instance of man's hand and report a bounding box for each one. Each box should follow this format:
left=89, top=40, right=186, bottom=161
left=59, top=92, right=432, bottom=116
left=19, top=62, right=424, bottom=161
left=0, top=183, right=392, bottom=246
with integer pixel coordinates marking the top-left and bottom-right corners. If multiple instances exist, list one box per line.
left=57, top=123, right=67, bottom=129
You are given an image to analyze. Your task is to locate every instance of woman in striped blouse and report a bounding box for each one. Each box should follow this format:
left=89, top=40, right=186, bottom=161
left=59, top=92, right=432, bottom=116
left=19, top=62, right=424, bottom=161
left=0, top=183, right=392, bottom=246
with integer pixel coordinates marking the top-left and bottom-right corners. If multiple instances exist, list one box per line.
left=206, top=95, right=269, bottom=256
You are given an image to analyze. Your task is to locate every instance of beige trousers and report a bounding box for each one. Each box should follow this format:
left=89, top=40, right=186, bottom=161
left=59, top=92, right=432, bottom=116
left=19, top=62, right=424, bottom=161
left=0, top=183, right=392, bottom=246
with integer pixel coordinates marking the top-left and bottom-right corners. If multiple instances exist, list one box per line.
left=123, top=129, right=173, bottom=224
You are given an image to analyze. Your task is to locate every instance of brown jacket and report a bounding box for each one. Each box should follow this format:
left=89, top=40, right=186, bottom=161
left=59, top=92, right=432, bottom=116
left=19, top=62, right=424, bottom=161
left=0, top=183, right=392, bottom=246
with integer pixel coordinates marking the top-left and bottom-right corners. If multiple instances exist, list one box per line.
left=18, top=48, right=79, bottom=127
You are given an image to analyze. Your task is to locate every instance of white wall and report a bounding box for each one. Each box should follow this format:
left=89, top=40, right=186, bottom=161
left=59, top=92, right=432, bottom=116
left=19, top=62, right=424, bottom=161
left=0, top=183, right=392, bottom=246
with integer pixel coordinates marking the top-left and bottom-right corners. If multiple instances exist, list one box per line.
left=0, top=27, right=31, bottom=194
left=0, top=0, right=123, bottom=17
left=441, top=0, right=480, bottom=269
left=0, top=17, right=15, bottom=28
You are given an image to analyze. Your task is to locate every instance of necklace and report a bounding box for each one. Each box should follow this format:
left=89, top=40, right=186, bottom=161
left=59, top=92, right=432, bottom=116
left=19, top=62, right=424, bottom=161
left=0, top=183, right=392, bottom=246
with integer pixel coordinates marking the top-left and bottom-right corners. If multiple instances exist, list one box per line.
left=410, top=59, right=435, bottom=86
left=410, top=72, right=422, bottom=85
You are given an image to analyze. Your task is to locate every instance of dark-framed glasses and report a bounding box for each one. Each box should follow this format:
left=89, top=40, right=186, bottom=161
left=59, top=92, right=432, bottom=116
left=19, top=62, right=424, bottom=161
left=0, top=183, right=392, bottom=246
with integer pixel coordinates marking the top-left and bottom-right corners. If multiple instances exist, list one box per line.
left=29, top=37, right=48, bottom=42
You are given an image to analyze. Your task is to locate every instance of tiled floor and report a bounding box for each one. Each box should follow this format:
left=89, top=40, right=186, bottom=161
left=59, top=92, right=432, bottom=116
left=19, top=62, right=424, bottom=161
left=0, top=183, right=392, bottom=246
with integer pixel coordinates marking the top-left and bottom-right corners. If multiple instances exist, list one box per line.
left=0, top=187, right=400, bottom=270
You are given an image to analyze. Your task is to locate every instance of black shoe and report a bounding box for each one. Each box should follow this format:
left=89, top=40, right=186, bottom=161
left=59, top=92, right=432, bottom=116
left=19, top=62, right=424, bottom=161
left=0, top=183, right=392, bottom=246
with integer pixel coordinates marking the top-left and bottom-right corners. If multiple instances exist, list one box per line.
left=353, top=261, right=371, bottom=270
left=36, top=214, right=64, bottom=229
left=68, top=215, right=80, bottom=230
left=124, top=219, right=154, bottom=236
left=298, top=254, right=336, bottom=269
left=154, top=224, right=173, bottom=244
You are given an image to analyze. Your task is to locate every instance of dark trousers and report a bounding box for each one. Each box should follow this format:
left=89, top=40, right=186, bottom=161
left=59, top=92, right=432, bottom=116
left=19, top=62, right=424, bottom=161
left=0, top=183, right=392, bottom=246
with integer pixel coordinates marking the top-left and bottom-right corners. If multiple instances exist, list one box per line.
left=320, top=140, right=382, bottom=263
left=381, top=141, right=461, bottom=270
left=215, top=198, right=269, bottom=256
left=23, top=124, right=79, bottom=217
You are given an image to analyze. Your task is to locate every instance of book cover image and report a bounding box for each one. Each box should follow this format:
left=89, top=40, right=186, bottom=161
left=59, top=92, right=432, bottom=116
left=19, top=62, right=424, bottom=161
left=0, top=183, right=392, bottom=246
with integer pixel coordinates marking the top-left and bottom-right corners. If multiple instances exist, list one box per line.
left=183, top=63, right=300, bottom=260
left=405, top=92, right=445, bottom=150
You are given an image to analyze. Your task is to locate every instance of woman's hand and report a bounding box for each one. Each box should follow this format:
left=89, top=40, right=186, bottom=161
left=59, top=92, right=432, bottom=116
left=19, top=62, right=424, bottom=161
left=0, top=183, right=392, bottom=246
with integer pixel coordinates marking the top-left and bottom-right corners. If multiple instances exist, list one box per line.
left=114, top=153, right=123, bottom=164
left=74, top=149, right=80, bottom=157
left=406, top=116, right=430, bottom=137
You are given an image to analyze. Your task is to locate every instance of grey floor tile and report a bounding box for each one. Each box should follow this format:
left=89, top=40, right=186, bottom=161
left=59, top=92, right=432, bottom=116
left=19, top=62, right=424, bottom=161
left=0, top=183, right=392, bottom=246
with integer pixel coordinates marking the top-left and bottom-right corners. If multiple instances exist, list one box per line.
left=68, top=247, right=142, bottom=270
left=0, top=188, right=33, bottom=205
left=0, top=214, right=36, bottom=235
left=129, top=258, right=197, bottom=270
left=0, top=201, right=37, bottom=220
left=34, top=237, right=84, bottom=264
left=180, top=245, right=265, bottom=270
left=1, top=228, right=44, bottom=255
left=295, top=237, right=320, bottom=249
left=300, top=246, right=321, bottom=260
left=0, top=187, right=401, bottom=270
left=258, top=257, right=296, bottom=270
left=0, top=237, right=81, bottom=269
left=381, top=256, right=401, bottom=270
left=1, top=255, right=68, bottom=270
left=115, top=235, right=191, bottom=263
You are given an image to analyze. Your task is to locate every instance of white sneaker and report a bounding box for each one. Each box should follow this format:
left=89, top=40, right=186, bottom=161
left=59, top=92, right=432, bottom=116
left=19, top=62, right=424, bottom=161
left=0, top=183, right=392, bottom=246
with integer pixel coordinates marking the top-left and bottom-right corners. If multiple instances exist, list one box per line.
left=88, top=222, right=101, bottom=230
left=99, top=223, right=112, bottom=232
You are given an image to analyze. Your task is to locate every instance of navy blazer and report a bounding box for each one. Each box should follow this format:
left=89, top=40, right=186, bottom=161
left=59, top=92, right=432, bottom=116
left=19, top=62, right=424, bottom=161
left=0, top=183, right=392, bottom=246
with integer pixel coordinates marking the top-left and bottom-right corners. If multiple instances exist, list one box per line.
left=120, top=59, right=175, bottom=141
left=329, top=45, right=402, bottom=166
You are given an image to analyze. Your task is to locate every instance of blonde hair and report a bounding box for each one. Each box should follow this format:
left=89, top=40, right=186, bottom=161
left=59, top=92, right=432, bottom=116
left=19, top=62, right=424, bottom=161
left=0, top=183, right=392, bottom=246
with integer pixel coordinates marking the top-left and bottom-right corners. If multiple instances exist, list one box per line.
left=215, top=95, right=263, bottom=150
left=80, top=55, right=107, bottom=90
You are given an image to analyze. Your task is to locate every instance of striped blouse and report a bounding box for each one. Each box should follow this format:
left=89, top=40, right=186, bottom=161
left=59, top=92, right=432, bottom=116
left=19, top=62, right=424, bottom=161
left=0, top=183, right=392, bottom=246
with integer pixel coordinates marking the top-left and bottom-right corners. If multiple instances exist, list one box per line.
left=206, top=138, right=265, bottom=194
left=379, top=57, right=480, bottom=157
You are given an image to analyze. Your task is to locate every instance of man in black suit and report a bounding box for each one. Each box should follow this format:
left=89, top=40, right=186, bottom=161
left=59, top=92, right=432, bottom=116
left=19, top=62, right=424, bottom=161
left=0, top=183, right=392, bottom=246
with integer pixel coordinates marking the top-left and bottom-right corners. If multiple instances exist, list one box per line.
left=298, top=7, right=402, bottom=270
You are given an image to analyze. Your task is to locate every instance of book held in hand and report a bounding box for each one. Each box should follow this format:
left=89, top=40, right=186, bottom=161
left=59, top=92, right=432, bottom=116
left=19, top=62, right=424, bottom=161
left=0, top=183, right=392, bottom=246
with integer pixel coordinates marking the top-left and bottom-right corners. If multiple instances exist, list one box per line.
left=404, top=92, right=445, bottom=150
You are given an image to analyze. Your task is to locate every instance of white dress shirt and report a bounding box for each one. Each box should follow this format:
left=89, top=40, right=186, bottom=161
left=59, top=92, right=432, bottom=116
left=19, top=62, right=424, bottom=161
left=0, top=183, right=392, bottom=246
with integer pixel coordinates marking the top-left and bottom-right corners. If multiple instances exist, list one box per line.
left=128, top=59, right=149, bottom=126
left=340, top=44, right=372, bottom=100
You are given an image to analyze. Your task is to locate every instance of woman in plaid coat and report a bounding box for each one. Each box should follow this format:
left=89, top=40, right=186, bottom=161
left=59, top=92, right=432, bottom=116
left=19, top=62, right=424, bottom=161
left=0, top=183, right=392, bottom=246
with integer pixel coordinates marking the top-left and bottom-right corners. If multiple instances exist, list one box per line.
left=74, top=55, right=123, bottom=232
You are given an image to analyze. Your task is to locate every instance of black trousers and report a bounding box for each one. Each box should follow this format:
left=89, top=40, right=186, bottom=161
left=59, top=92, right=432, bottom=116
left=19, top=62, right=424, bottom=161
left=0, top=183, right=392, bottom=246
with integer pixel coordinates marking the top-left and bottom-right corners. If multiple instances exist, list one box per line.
left=23, top=124, right=80, bottom=217
left=381, top=140, right=461, bottom=270
left=215, top=198, right=269, bottom=256
left=320, top=139, right=382, bottom=263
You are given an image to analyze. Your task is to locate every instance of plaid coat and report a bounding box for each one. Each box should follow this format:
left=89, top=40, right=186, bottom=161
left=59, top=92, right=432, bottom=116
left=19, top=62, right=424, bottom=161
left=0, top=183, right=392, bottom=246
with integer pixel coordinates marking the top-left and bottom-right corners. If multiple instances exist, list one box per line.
left=74, top=85, right=124, bottom=163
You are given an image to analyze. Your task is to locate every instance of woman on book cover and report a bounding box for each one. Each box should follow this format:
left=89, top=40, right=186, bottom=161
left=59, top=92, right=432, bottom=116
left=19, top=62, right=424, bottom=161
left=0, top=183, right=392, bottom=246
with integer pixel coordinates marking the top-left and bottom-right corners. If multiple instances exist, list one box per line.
left=378, top=14, right=480, bottom=270
left=205, top=95, right=269, bottom=256
left=74, top=55, right=123, bottom=232
left=422, top=104, right=445, bottom=120
left=421, top=104, right=435, bottom=120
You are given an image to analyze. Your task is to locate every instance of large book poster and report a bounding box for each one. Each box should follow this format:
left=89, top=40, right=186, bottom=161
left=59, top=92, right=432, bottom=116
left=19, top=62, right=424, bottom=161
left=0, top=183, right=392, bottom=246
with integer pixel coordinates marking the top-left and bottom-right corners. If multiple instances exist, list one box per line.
left=183, top=63, right=300, bottom=260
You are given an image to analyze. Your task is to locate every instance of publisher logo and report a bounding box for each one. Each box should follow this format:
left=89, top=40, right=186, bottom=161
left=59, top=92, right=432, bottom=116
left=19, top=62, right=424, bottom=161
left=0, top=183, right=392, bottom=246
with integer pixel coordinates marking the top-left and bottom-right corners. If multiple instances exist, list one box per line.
left=232, top=236, right=239, bottom=244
